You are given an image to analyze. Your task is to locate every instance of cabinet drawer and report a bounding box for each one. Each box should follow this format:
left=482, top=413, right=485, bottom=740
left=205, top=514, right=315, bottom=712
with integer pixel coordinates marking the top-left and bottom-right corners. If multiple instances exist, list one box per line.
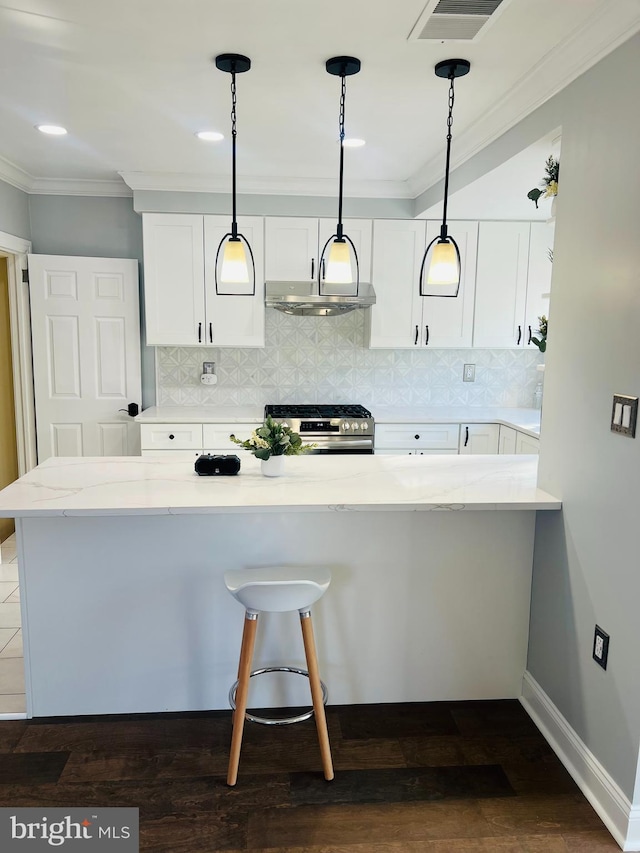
left=375, top=423, right=460, bottom=450
left=141, top=449, right=202, bottom=460
left=203, top=423, right=257, bottom=452
left=140, top=423, right=203, bottom=450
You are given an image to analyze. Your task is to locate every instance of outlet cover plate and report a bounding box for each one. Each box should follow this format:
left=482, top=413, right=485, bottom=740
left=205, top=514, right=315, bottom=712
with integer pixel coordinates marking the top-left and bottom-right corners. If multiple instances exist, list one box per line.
left=593, top=624, right=610, bottom=670
left=463, top=364, right=476, bottom=382
left=611, top=394, right=637, bottom=437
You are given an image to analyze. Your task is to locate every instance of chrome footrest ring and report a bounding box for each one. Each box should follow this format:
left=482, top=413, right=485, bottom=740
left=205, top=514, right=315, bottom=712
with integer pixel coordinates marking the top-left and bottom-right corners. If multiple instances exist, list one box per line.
left=229, top=666, right=328, bottom=726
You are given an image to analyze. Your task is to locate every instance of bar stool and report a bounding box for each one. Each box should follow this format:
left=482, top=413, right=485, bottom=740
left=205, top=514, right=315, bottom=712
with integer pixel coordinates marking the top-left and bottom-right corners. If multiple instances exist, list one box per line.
left=224, top=565, right=334, bottom=787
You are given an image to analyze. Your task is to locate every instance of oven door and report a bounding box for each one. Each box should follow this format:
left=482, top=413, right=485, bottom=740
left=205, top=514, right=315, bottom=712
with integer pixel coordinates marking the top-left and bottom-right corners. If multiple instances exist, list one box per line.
left=306, top=438, right=374, bottom=455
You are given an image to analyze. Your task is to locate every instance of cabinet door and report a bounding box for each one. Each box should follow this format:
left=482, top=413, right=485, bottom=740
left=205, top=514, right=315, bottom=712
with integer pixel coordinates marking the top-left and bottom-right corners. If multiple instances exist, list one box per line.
left=459, top=424, right=500, bottom=454
left=204, top=217, right=265, bottom=347
left=498, top=425, right=517, bottom=454
left=203, top=423, right=257, bottom=452
left=524, top=221, right=554, bottom=348
left=368, top=220, right=426, bottom=348
left=318, top=218, right=373, bottom=283
left=142, top=214, right=205, bottom=346
left=265, top=218, right=318, bottom=281
left=418, top=221, right=478, bottom=347
left=375, top=422, right=459, bottom=451
left=515, top=432, right=540, bottom=455
left=473, top=222, right=530, bottom=348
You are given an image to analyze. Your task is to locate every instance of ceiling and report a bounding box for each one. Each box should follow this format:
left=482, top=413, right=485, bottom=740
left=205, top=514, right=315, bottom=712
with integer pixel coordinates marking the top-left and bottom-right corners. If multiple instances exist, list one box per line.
left=0, top=0, right=638, bottom=199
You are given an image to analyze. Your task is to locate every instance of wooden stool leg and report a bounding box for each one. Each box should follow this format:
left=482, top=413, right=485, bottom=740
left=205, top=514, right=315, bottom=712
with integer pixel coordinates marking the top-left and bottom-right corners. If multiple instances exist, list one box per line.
left=300, top=610, right=334, bottom=781
left=227, top=611, right=258, bottom=787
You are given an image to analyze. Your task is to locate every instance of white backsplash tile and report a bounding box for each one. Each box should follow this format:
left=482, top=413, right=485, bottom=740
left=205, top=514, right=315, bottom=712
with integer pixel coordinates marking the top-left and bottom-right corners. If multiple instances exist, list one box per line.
left=157, top=310, right=543, bottom=409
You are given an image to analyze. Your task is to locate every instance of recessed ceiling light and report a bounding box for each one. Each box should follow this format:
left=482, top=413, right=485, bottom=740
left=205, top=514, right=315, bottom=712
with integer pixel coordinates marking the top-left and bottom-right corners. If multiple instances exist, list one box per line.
left=343, top=138, right=365, bottom=148
left=36, top=124, right=67, bottom=136
left=196, top=130, right=224, bottom=142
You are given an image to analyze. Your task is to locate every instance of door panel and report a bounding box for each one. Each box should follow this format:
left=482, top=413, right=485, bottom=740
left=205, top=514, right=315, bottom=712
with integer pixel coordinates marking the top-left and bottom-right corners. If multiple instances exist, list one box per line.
left=29, top=255, right=141, bottom=462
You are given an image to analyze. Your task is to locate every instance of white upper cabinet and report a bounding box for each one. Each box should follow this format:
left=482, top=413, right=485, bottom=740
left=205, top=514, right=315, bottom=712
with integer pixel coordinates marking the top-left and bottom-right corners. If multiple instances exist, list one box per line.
left=524, top=221, right=554, bottom=347
left=142, top=213, right=265, bottom=347
left=143, top=214, right=205, bottom=346
left=368, top=219, right=426, bottom=349
left=416, top=220, right=478, bottom=348
left=265, top=217, right=372, bottom=284
left=473, top=221, right=531, bottom=348
left=369, top=219, right=478, bottom=349
left=204, top=216, right=265, bottom=347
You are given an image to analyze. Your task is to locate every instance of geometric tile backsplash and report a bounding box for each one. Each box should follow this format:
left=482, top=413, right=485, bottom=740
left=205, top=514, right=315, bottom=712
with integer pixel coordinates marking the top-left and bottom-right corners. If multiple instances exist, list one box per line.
left=157, top=309, right=543, bottom=408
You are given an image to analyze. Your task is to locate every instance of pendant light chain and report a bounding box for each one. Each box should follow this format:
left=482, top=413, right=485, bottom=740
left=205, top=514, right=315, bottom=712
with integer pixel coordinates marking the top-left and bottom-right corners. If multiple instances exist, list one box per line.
left=336, top=71, right=347, bottom=239
left=230, top=70, right=238, bottom=237
left=441, top=73, right=455, bottom=238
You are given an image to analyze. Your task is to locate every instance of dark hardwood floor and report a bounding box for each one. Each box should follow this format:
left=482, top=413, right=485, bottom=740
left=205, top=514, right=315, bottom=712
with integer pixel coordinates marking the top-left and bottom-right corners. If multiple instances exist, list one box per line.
left=0, top=700, right=620, bottom=852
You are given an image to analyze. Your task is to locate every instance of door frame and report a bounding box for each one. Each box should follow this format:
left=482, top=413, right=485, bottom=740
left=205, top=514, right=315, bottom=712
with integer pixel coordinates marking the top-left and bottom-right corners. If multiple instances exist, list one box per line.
left=0, top=230, right=36, bottom=475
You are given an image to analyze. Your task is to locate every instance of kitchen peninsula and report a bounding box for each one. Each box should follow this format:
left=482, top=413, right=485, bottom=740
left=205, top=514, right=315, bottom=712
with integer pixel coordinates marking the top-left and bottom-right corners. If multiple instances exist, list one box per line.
left=0, top=454, right=560, bottom=718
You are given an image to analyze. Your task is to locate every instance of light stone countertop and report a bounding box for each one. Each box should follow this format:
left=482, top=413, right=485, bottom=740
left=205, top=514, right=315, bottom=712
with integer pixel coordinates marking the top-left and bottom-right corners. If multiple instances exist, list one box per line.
left=0, top=454, right=560, bottom=517
left=135, top=406, right=542, bottom=438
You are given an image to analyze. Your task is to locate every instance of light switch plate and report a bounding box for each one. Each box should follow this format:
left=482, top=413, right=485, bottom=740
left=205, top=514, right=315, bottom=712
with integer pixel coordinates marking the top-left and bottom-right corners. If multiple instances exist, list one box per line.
left=611, top=394, right=638, bottom=437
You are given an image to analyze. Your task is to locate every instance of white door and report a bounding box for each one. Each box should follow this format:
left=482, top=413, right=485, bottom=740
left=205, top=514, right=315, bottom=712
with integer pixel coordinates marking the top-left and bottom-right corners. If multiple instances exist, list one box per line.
left=28, top=255, right=142, bottom=461
left=418, top=220, right=478, bottom=348
left=204, top=216, right=265, bottom=347
left=264, top=217, right=319, bottom=282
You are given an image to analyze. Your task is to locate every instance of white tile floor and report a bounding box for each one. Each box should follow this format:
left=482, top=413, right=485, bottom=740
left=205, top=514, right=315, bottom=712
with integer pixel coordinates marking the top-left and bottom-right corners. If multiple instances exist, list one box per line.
left=0, top=533, right=25, bottom=713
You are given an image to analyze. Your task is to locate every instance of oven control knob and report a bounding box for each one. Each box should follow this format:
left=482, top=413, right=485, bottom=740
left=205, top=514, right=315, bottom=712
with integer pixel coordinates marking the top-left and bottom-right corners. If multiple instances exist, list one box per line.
left=351, top=422, right=359, bottom=431
left=360, top=422, right=369, bottom=430
left=343, top=422, right=350, bottom=430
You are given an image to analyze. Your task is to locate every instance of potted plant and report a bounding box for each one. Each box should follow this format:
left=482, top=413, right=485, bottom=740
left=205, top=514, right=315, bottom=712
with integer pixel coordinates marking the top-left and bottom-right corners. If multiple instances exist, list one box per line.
left=530, top=315, right=547, bottom=352
left=527, top=156, right=559, bottom=211
left=230, top=416, right=317, bottom=477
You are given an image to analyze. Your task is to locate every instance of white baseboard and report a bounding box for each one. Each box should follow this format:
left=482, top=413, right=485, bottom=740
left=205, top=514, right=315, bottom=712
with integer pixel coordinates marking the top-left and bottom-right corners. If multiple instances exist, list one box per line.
left=521, top=671, right=640, bottom=851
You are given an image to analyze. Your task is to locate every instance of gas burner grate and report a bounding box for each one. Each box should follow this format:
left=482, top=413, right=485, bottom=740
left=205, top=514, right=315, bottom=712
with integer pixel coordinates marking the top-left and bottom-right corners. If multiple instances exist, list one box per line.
left=265, top=404, right=371, bottom=419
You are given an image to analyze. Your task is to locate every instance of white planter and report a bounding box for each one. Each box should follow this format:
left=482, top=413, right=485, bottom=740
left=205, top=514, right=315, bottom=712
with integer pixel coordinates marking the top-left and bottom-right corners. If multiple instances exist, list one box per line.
left=261, top=455, right=285, bottom=477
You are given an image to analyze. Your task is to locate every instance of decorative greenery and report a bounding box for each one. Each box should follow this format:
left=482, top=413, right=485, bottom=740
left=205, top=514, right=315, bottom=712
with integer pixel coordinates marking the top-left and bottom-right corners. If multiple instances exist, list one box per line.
left=229, top=416, right=317, bottom=461
left=530, top=315, right=547, bottom=353
left=527, top=156, right=560, bottom=208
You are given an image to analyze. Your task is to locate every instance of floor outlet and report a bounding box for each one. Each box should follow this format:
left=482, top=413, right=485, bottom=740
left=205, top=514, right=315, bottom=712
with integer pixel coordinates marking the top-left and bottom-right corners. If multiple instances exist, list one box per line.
left=593, top=625, right=610, bottom=670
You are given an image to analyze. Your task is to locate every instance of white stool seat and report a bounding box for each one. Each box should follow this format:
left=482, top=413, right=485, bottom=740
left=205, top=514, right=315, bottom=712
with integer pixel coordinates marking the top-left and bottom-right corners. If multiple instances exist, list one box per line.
left=224, top=565, right=331, bottom=613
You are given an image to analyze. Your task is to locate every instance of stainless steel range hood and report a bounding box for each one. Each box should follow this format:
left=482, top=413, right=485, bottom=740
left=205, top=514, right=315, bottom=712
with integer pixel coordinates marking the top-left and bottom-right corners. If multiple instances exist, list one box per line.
left=265, top=280, right=376, bottom=317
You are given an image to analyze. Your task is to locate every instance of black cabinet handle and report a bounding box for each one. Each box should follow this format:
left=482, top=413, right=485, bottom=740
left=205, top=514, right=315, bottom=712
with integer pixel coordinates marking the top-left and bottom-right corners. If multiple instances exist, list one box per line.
left=464, top=426, right=469, bottom=447
left=527, top=325, right=532, bottom=345
left=311, top=258, right=315, bottom=279
left=169, top=434, right=175, bottom=440
left=209, top=322, right=213, bottom=343
left=414, top=325, right=419, bottom=345
left=425, top=325, right=429, bottom=345
left=198, top=322, right=202, bottom=343
left=414, top=434, right=420, bottom=440
left=517, top=325, right=522, bottom=345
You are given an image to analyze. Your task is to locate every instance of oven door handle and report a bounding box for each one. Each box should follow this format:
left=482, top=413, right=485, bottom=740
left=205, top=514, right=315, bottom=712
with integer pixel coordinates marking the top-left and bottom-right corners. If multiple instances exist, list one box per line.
left=307, top=439, right=374, bottom=453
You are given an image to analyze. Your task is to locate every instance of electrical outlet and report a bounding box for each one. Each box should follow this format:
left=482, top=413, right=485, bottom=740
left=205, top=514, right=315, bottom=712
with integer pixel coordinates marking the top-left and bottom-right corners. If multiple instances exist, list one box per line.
left=593, top=625, right=610, bottom=670
left=463, top=364, right=475, bottom=382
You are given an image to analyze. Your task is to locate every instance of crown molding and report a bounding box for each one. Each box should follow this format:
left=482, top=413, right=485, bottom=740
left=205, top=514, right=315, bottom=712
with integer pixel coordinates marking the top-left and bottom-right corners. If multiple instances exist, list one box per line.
left=0, top=154, right=33, bottom=193
left=118, top=171, right=414, bottom=199
left=29, top=177, right=132, bottom=197
left=407, top=2, right=640, bottom=198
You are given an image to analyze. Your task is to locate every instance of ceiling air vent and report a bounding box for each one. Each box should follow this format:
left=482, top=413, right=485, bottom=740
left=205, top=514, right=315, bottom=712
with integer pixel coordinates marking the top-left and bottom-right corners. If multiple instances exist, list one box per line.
left=409, top=0, right=511, bottom=42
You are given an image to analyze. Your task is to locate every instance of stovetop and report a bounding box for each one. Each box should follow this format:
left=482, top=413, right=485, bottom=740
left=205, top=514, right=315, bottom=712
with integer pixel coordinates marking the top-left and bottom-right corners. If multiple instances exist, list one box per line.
left=264, top=404, right=372, bottom=420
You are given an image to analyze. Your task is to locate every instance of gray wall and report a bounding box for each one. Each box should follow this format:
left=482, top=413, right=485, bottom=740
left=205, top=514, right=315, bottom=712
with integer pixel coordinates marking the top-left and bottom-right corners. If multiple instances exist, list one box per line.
left=493, top=33, right=640, bottom=804
left=0, top=180, right=30, bottom=241
left=28, top=195, right=155, bottom=410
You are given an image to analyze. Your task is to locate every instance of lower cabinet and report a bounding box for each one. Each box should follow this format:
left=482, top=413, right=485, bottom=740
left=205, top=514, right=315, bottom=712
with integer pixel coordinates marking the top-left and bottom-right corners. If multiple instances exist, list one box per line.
left=375, top=423, right=460, bottom=454
left=459, top=424, right=499, bottom=455
left=498, top=425, right=539, bottom=455
left=498, top=425, right=517, bottom=454
left=515, top=432, right=540, bottom=455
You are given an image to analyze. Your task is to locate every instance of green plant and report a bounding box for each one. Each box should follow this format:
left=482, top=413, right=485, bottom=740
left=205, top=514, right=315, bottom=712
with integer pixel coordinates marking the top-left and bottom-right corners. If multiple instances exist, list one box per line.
left=530, top=315, right=547, bottom=352
left=229, top=416, right=317, bottom=460
left=527, top=156, right=560, bottom=208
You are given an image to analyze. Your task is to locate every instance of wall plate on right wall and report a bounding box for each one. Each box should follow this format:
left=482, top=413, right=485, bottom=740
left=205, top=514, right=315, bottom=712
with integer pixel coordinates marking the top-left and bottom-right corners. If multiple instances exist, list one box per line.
left=610, top=394, right=638, bottom=438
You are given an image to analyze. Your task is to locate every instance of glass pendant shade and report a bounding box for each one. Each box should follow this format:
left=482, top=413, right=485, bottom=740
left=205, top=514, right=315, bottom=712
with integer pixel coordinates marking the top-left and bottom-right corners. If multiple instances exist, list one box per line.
left=427, top=240, right=459, bottom=286
left=325, top=239, right=353, bottom=284
left=220, top=238, right=250, bottom=284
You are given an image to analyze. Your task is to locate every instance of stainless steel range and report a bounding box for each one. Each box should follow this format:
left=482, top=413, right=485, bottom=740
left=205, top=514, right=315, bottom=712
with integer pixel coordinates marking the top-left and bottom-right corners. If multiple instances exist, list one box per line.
left=264, top=404, right=374, bottom=454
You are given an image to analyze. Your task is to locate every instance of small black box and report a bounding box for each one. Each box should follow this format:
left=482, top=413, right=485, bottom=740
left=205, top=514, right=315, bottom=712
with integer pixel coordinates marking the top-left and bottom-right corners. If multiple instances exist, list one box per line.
left=194, top=454, right=241, bottom=476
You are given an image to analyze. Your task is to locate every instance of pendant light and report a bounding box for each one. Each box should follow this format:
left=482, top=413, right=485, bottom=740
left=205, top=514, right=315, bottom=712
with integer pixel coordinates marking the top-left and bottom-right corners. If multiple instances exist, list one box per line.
left=419, top=58, right=470, bottom=298
left=214, top=53, right=255, bottom=295
left=319, top=56, right=361, bottom=294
